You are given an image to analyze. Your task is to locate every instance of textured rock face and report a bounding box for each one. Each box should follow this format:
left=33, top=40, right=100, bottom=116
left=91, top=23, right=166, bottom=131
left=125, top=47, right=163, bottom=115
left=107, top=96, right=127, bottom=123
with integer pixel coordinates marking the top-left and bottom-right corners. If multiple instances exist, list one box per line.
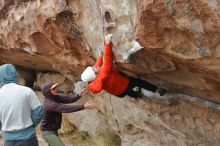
left=1, top=0, right=220, bottom=146
left=91, top=93, right=220, bottom=146
left=0, top=0, right=220, bottom=103
left=134, top=0, right=220, bottom=103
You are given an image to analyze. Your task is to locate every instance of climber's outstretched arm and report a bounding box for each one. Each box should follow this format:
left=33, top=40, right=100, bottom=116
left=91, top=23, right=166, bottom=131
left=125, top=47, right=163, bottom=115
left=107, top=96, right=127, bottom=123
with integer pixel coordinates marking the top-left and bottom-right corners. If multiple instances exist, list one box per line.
left=99, top=34, right=113, bottom=79
left=87, top=34, right=113, bottom=93
left=95, top=53, right=103, bottom=67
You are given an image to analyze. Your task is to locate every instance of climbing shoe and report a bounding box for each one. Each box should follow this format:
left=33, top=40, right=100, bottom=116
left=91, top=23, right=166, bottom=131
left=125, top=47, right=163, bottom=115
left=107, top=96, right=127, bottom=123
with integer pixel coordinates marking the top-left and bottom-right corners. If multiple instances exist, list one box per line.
left=157, top=88, right=167, bottom=96
left=132, top=87, right=142, bottom=98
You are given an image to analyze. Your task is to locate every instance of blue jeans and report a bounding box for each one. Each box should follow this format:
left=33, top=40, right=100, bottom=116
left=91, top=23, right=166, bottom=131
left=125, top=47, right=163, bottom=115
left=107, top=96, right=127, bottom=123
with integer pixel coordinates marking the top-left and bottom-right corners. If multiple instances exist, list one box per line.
left=4, top=135, right=38, bottom=146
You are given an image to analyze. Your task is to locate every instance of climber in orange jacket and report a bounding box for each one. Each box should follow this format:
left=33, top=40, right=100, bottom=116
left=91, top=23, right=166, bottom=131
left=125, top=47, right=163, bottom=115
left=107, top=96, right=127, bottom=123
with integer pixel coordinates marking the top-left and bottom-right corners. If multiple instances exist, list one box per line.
left=81, top=34, right=167, bottom=99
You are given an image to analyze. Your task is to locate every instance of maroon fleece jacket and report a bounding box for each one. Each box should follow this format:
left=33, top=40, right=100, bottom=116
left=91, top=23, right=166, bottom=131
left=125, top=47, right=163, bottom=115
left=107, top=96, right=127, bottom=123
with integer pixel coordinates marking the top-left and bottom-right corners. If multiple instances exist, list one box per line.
left=40, top=83, right=84, bottom=131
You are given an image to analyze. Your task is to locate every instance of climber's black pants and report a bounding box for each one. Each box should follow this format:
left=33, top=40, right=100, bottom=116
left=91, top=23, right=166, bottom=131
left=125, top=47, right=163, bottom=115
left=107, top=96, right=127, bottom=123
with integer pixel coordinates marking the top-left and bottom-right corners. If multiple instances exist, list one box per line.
left=118, top=77, right=158, bottom=98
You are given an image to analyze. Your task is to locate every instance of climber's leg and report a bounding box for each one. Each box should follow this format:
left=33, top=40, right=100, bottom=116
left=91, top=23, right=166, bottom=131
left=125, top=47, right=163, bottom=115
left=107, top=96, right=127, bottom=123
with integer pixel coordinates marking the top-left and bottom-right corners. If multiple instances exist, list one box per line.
left=129, top=77, right=167, bottom=96
left=117, top=78, right=142, bottom=98
left=127, top=90, right=142, bottom=99
left=129, top=77, right=158, bottom=92
left=117, top=77, right=167, bottom=98
left=117, top=88, right=141, bottom=99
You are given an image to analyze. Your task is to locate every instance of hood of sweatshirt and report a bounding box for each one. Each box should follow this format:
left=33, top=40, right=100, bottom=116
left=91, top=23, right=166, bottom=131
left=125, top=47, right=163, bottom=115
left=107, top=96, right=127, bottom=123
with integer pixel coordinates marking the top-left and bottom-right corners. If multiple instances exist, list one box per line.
left=0, top=64, right=17, bottom=84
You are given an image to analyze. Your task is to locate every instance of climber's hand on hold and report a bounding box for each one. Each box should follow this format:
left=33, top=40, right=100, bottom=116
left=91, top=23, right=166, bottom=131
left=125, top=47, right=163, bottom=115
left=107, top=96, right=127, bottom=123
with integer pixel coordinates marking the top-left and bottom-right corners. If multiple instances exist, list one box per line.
left=105, top=34, right=112, bottom=45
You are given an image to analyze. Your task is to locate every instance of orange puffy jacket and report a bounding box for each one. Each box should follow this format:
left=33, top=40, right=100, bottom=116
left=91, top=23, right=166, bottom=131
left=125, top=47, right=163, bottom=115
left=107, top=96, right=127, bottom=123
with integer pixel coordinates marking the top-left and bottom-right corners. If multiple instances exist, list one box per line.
left=87, top=44, right=129, bottom=96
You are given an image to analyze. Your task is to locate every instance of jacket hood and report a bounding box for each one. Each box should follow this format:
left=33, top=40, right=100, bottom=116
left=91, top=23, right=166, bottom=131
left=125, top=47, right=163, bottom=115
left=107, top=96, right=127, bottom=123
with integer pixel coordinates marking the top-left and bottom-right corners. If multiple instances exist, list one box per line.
left=0, top=64, right=17, bottom=84
left=41, top=82, right=55, bottom=98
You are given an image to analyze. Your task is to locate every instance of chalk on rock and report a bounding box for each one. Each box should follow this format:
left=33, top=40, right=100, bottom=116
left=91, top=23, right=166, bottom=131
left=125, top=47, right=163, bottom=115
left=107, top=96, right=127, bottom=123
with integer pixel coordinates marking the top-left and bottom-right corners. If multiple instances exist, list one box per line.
left=122, top=40, right=143, bottom=61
